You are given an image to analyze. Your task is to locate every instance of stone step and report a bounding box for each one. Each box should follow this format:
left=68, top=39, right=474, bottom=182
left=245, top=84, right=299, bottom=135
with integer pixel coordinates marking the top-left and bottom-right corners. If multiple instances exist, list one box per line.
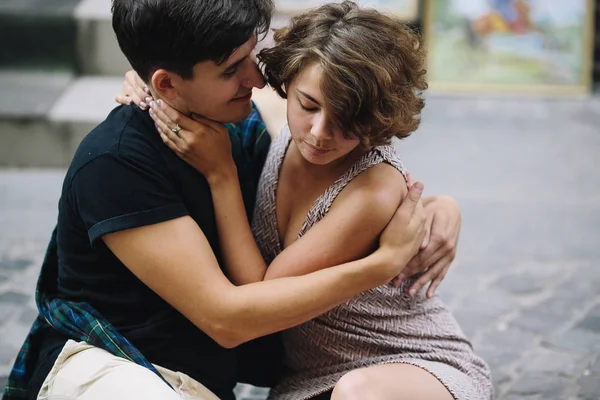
left=0, top=0, right=81, bottom=71
left=0, top=74, right=287, bottom=167
left=74, top=0, right=130, bottom=76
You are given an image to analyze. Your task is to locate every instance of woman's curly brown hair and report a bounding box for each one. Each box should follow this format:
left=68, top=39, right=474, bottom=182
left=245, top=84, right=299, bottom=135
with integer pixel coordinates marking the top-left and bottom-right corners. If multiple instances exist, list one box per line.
left=257, top=0, right=428, bottom=146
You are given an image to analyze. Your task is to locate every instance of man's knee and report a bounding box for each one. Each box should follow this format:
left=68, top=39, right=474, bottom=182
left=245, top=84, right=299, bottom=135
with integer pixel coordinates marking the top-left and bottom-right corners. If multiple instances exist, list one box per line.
left=331, top=368, right=379, bottom=400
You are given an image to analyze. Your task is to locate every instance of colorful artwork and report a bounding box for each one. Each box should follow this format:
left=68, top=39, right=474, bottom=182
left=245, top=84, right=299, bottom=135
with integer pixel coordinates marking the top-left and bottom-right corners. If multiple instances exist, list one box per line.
left=425, top=0, right=595, bottom=93
left=276, top=0, right=419, bottom=21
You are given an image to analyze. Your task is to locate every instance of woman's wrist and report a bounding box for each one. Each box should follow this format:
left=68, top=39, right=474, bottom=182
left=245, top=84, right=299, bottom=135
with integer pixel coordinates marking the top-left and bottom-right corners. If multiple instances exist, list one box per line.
left=367, top=245, right=413, bottom=284
left=205, top=162, right=238, bottom=187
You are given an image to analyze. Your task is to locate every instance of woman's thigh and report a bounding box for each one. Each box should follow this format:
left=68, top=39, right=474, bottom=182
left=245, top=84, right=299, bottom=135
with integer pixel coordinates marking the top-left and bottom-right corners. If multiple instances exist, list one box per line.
left=330, top=363, right=454, bottom=400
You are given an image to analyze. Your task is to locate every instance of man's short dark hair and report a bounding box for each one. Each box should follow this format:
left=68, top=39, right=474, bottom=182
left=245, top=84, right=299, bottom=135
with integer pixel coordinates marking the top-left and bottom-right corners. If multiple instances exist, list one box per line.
left=112, top=0, right=274, bottom=82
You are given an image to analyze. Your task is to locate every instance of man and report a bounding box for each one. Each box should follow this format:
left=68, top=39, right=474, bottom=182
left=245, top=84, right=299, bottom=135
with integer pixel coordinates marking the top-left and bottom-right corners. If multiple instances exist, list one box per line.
left=4, top=1, right=460, bottom=399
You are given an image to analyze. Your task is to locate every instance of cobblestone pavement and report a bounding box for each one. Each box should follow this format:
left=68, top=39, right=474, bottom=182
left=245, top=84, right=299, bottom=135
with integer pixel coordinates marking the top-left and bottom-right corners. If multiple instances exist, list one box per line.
left=1, top=96, right=600, bottom=399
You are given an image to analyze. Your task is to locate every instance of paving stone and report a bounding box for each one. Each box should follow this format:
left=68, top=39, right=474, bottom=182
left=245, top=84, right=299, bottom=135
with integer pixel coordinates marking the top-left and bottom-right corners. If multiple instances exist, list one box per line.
left=555, top=276, right=600, bottom=305
left=494, top=274, right=548, bottom=295
left=234, top=384, right=269, bottom=400
left=1, top=322, right=32, bottom=351
left=510, top=309, right=566, bottom=335
left=521, top=349, right=580, bottom=378
left=17, top=307, right=38, bottom=325
left=534, top=294, right=593, bottom=319
left=0, top=292, right=30, bottom=305
left=478, top=348, right=522, bottom=371
left=507, top=373, right=571, bottom=398
left=491, top=368, right=512, bottom=387
left=0, top=304, right=17, bottom=321
left=0, top=344, right=17, bottom=365
left=588, top=357, right=600, bottom=374
left=0, top=258, right=33, bottom=271
left=543, top=329, right=600, bottom=353
left=576, top=305, right=600, bottom=334
left=0, top=375, right=7, bottom=395
left=479, top=328, right=539, bottom=352
left=577, top=375, right=600, bottom=400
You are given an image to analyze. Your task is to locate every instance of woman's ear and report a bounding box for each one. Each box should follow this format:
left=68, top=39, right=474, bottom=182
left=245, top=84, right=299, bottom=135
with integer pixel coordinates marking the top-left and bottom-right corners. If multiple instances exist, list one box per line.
left=150, top=69, right=179, bottom=100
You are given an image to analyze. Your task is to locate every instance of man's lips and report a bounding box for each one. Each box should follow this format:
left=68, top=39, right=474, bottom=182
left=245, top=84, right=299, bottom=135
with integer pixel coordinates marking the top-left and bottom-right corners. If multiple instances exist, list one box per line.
left=231, top=92, right=252, bottom=101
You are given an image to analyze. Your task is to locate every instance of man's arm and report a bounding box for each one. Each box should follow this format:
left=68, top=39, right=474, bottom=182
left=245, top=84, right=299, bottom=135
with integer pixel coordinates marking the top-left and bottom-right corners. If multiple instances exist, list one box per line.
left=103, top=183, right=424, bottom=348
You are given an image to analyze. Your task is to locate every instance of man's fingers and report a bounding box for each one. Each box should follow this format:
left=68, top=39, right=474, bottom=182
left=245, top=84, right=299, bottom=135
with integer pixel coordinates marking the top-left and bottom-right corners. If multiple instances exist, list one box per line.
left=408, top=269, right=434, bottom=296
left=406, top=182, right=424, bottom=203
left=391, top=275, right=403, bottom=287
left=420, top=212, right=433, bottom=250
left=426, top=258, right=451, bottom=298
left=405, top=172, right=415, bottom=188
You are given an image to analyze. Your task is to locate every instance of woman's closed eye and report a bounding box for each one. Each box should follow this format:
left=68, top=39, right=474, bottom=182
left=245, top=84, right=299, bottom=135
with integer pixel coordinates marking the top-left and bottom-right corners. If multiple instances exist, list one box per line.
left=299, top=101, right=318, bottom=113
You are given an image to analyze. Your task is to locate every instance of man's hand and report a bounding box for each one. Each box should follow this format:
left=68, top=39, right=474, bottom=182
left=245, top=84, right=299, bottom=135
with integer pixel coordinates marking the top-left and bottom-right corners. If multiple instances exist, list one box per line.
left=393, top=195, right=461, bottom=298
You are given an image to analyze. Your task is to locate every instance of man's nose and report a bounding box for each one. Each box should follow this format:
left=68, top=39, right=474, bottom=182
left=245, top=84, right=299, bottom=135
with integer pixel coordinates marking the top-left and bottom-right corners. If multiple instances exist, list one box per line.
left=242, top=60, right=266, bottom=89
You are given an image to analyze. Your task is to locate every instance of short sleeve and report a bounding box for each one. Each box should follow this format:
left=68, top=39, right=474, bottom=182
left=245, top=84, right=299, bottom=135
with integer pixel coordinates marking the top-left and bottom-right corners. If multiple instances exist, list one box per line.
left=70, top=153, right=189, bottom=246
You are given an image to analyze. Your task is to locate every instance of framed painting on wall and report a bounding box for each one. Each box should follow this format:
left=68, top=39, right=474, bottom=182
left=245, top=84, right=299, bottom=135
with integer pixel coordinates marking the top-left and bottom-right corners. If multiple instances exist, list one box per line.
left=424, top=0, right=595, bottom=94
left=275, top=0, right=420, bottom=21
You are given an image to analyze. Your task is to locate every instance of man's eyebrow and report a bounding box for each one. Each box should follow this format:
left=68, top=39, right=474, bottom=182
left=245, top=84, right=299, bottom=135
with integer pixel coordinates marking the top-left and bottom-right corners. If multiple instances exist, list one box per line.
left=296, top=89, right=321, bottom=106
left=222, top=55, right=248, bottom=74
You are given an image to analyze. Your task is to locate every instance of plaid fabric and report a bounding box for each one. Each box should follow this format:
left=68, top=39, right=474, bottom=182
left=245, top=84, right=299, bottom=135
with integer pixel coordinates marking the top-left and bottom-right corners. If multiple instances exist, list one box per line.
left=2, top=103, right=271, bottom=399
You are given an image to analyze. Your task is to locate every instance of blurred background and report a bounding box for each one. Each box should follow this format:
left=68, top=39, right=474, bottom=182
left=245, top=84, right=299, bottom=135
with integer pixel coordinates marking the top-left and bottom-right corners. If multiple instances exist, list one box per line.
left=0, top=0, right=599, bottom=399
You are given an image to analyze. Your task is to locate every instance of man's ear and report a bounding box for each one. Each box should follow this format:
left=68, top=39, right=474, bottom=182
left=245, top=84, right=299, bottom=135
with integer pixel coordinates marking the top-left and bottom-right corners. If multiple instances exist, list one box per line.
left=150, top=69, right=179, bottom=100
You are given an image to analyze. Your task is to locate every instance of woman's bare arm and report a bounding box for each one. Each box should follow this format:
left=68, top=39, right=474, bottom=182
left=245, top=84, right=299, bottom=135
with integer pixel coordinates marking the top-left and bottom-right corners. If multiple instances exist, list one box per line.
left=265, top=163, right=407, bottom=280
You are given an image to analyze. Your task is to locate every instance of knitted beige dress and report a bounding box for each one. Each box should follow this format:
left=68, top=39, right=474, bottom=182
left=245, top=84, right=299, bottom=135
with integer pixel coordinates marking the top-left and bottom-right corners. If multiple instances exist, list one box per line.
left=251, top=127, right=494, bottom=400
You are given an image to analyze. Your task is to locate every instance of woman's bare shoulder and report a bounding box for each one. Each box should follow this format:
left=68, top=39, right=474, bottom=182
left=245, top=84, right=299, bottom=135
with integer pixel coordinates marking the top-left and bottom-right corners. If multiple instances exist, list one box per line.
left=336, top=161, right=408, bottom=213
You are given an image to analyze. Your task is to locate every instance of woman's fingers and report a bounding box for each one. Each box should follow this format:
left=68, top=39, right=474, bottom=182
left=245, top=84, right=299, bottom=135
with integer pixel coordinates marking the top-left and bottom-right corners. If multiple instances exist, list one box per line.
left=115, top=94, right=133, bottom=105
left=159, top=132, right=184, bottom=156
left=123, top=70, right=153, bottom=109
left=153, top=99, right=197, bottom=132
left=150, top=108, right=186, bottom=151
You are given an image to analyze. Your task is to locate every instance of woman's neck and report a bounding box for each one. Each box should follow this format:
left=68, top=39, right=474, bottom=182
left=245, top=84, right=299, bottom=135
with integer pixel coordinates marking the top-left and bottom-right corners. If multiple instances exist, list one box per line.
left=288, top=141, right=370, bottom=181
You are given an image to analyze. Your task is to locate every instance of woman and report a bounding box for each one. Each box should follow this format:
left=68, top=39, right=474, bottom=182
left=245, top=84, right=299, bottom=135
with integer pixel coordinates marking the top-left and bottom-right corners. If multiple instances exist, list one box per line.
left=118, top=2, right=492, bottom=399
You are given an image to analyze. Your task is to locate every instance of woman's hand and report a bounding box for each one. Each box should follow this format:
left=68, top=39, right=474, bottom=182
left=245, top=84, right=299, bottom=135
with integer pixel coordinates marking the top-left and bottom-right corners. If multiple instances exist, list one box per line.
left=374, top=182, right=427, bottom=281
left=115, top=70, right=153, bottom=110
left=148, top=99, right=236, bottom=183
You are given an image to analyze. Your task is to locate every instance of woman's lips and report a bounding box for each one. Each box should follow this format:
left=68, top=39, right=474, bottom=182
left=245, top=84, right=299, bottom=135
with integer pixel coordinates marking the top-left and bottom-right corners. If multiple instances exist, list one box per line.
left=305, top=142, right=332, bottom=155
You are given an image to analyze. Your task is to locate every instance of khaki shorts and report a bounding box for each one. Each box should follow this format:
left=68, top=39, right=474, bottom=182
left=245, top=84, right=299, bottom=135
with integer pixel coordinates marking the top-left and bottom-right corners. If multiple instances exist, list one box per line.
left=37, top=339, right=220, bottom=400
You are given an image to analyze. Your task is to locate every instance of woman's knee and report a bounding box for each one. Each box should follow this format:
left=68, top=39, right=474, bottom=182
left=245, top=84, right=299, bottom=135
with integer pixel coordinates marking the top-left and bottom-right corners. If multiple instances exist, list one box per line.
left=330, top=368, right=379, bottom=400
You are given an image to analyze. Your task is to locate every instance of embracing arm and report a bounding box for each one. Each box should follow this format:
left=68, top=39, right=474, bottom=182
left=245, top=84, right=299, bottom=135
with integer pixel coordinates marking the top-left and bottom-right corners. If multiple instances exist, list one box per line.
left=206, top=161, right=406, bottom=284
left=207, top=169, right=268, bottom=285
left=266, top=163, right=406, bottom=280
left=103, top=212, right=416, bottom=348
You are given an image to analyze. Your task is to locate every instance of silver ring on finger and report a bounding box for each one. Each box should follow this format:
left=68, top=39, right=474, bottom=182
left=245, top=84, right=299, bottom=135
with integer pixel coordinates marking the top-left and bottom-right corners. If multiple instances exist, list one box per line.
left=171, top=124, right=182, bottom=137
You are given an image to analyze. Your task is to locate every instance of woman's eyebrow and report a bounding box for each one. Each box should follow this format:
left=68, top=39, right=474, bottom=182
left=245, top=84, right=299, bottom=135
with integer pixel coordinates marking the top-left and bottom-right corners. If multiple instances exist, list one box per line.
left=296, top=89, right=321, bottom=106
